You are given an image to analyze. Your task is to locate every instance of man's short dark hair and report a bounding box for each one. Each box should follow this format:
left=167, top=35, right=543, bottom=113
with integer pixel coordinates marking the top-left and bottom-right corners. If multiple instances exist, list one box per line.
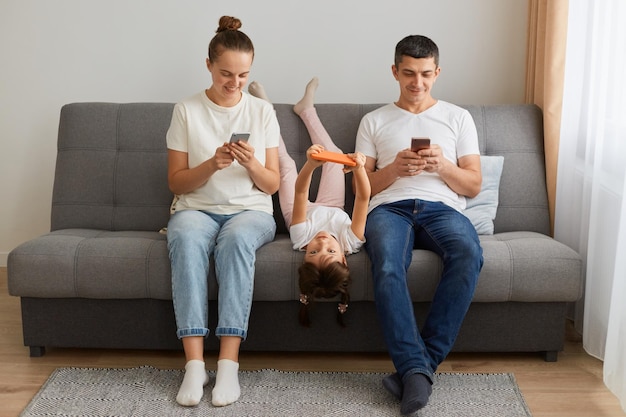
left=394, top=35, right=439, bottom=67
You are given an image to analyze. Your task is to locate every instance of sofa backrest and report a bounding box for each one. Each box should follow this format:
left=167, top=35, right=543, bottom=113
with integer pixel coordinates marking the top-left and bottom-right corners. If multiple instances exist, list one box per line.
left=51, top=102, right=548, bottom=236
left=52, top=103, right=174, bottom=232
left=274, top=103, right=549, bottom=236
left=463, top=104, right=548, bottom=234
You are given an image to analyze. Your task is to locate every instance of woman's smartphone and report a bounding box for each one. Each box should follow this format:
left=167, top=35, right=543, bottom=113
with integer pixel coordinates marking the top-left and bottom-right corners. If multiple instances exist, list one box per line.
left=229, top=132, right=250, bottom=143
left=411, top=137, right=431, bottom=151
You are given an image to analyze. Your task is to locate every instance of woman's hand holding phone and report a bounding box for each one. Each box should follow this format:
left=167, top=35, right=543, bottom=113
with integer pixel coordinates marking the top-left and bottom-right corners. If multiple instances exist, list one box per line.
left=229, top=132, right=250, bottom=143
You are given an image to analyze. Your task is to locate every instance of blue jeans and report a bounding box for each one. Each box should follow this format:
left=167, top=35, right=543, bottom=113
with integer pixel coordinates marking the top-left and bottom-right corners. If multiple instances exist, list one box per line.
left=365, top=199, right=483, bottom=381
left=167, top=209, right=276, bottom=340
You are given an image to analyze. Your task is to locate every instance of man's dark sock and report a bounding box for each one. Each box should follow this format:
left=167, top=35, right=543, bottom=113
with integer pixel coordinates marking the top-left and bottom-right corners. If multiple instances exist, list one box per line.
left=382, top=372, right=402, bottom=400
left=400, top=373, right=432, bottom=415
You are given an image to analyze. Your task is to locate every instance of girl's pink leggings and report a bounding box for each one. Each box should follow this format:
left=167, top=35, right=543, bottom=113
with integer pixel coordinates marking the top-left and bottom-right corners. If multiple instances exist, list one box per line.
left=278, top=107, right=345, bottom=227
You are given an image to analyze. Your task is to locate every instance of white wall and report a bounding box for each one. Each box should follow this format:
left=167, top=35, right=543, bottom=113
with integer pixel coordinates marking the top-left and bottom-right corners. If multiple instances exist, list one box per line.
left=0, top=0, right=528, bottom=265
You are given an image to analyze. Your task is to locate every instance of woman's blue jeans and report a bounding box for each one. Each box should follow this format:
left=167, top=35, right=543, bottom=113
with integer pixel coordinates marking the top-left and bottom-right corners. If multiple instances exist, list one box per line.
left=365, top=199, right=483, bottom=381
left=167, top=209, right=276, bottom=341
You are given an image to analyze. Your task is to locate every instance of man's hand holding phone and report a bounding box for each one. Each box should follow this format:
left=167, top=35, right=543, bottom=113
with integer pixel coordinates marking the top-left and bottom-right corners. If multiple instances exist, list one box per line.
left=410, top=137, right=443, bottom=173
left=399, top=137, right=432, bottom=176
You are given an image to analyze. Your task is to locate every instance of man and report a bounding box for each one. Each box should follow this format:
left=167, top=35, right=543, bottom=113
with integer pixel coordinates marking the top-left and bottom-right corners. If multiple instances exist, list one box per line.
left=355, top=35, right=483, bottom=415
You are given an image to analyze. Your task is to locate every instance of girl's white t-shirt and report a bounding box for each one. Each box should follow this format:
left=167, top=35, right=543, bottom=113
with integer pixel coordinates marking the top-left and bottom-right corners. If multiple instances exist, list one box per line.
left=166, top=91, right=280, bottom=215
left=355, top=101, right=479, bottom=212
left=289, top=205, right=364, bottom=254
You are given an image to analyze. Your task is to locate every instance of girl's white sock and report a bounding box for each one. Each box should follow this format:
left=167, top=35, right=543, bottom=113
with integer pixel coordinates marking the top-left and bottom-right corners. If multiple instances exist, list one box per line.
left=293, top=77, right=319, bottom=115
left=248, top=81, right=270, bottom=101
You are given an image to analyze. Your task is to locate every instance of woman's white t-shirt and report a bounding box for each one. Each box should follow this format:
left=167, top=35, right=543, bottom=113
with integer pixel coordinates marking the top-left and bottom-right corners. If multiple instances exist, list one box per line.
left=166, top=91, right=280, bottom=215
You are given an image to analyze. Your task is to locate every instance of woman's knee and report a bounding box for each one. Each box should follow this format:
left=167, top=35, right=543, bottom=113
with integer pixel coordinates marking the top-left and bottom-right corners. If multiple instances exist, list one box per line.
left=168, top=211, right=201, bottom=235
left=167, top=211, right=217, bottom=252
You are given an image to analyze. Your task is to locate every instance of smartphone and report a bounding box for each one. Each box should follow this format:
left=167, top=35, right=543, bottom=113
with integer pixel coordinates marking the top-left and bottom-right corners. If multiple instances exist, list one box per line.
left=411, top=137, right=431, bottom=151
left=229, top=132, right=250, bottom=143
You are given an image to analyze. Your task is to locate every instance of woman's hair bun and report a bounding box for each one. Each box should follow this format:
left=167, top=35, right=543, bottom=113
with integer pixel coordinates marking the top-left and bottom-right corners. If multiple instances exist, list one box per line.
left=216, top=16, right=242, bottom=33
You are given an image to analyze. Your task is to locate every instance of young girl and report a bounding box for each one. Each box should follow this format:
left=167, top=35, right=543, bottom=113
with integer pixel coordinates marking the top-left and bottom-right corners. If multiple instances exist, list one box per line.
left=248, top=78, right=371, bottom=327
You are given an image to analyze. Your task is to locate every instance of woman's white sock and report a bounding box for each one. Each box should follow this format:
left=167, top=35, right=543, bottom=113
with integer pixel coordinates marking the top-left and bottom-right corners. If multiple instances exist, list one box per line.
left=211, top=359, right=240, bottom=406
left=176, top=359, right=209, bottom=406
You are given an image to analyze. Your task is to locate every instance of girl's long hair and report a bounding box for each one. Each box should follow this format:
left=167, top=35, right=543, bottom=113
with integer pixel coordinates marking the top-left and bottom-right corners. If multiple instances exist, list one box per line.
left=298, top=261, right=351, bottom=327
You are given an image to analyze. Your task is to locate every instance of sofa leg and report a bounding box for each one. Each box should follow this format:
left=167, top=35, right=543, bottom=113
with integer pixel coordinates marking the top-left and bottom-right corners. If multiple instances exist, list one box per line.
left=29, top=346, right=46, bottom=357
left=543, top=350, right=558, bottom=362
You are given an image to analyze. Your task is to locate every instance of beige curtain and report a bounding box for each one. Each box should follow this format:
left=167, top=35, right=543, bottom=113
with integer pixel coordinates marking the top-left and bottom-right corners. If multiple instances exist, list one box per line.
left=525, top=0, right=569, bottom=236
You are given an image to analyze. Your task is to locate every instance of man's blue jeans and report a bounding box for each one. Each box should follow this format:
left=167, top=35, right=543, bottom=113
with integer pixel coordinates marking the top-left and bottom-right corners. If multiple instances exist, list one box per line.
left=167, top=209, right=276, bottom=341
left=365, top=199, right=483, bottom=382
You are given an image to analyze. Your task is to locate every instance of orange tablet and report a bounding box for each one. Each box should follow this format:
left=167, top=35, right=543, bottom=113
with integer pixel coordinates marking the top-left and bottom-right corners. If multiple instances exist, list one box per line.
left=311, top=151, right=356, bottom=166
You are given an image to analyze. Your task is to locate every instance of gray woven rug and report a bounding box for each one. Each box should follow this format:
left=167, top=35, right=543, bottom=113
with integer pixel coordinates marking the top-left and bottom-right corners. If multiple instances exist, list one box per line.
left=21, top=366, right=532, bottom=416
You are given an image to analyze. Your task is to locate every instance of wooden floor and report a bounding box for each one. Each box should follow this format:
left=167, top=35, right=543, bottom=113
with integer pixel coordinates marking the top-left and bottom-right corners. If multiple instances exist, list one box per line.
left=1, top=267, right=624, bottom=417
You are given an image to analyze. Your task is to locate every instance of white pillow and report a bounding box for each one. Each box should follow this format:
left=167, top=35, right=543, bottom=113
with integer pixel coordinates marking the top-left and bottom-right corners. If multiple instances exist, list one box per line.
left=464, top=155, right=504, bottom=235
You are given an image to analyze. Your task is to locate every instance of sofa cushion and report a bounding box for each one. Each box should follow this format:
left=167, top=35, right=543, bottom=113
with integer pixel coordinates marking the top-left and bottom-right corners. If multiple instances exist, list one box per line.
left=7, top=229, right=172, bottom=300
left=8, top=231, right=582, bottom=305
left=464, top=155, right=505, bottom=235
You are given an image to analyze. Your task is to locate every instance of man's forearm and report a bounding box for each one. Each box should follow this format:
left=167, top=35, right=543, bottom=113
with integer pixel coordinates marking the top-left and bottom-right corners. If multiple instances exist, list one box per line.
left=367, top=164, right=398, bottom=196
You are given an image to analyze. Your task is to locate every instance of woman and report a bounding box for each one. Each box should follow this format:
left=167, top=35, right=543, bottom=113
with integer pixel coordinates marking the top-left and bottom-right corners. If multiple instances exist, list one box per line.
left=166, top=16, right=279, bottom=407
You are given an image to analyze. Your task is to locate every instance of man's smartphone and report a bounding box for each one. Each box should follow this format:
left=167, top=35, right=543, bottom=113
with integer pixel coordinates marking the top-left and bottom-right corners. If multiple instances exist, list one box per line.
left=229, top=132, right=250, bottom=143
left=411, top=137, right=431, bottom=151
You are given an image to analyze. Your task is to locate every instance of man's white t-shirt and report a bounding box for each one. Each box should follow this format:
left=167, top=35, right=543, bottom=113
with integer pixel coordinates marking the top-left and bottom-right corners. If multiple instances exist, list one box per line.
left=166, top=91, right=280, bottom=215
left=355, top=101, right=479, bottom=212
left=289, top=205, right=365, bottom=254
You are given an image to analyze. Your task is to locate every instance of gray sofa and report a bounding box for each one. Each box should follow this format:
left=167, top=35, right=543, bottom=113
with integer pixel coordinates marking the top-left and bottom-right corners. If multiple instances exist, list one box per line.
left=7, top=102, right=583, bottom=361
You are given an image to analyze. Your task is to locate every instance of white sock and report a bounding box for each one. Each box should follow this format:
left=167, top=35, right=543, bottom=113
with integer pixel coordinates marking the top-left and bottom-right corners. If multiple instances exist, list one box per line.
left=176, top=359, right=209, bottom=406
left=248, top=81, right=270, bottom=102
left=211, top=359, right=240, bottom=407
left=293, top=77, right=319, bottom=115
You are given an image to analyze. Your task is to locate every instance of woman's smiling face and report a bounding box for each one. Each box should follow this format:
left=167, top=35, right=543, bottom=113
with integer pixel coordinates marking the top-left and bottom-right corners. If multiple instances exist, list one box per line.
left=206, top=49, right=253, bottom=107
